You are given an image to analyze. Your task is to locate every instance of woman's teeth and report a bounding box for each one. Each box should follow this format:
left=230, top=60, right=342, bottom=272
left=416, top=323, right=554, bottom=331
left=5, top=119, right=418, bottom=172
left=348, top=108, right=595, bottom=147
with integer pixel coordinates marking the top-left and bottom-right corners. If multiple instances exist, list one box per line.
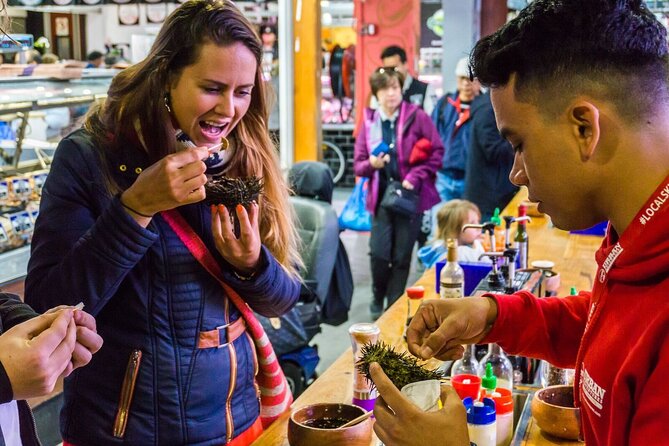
left=200, top=121, right=226, bottom=136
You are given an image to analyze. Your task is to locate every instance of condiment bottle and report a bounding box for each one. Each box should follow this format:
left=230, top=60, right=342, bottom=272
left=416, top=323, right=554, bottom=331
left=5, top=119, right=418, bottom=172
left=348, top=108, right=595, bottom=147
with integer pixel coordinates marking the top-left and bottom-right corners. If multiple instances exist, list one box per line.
left=481, top=362, right=497, bottom=398
left=440, top=239, right=464, bottom=299
left=481, top=345, right=514, bottom=391
left=491, top=388, right=514, bottom=446
left=349, top=323, right=380, bottom=411
left=464, top=397, right=497, bottom=446
left=403, top=286, right=425, bottom=341
left=514, top=204, right=529, bottom=268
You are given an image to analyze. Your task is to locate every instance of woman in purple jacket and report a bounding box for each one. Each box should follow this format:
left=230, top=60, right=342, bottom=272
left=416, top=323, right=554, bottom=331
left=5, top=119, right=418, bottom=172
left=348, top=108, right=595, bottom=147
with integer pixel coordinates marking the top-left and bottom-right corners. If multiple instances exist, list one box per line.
left=354, top=67, right=444, bottom=319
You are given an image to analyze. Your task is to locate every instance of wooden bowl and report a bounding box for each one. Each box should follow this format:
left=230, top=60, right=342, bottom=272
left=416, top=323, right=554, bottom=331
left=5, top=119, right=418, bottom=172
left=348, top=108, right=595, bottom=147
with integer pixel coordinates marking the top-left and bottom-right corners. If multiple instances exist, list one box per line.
left=288, top=403, right=373, bottom=446
left=531, top=384, right=581, bottom=440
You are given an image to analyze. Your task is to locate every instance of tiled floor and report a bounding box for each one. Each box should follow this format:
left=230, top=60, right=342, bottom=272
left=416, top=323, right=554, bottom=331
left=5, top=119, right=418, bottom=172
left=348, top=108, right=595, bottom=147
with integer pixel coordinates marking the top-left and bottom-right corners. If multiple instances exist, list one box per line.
left=313, top=188, right=422, bottom=375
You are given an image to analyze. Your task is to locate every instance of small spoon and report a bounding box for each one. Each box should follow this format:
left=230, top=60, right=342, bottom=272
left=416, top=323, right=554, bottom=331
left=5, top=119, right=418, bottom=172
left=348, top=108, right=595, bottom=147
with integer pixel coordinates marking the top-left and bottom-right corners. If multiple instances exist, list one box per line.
left=207, top=138, right=229, bottom=154
left=337, top=410, right=373, bottom=429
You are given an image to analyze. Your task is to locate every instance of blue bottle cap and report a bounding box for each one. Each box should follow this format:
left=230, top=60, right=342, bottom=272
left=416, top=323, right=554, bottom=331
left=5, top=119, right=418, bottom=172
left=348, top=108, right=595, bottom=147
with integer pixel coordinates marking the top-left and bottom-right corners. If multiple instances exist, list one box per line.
left=463, top=397, right=496, bottom=425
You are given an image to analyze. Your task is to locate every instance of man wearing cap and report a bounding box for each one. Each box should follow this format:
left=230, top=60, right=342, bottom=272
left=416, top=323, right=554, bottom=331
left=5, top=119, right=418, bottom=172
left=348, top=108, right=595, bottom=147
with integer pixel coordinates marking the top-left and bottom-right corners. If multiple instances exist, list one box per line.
left=431, top=57, right=480, bottom=203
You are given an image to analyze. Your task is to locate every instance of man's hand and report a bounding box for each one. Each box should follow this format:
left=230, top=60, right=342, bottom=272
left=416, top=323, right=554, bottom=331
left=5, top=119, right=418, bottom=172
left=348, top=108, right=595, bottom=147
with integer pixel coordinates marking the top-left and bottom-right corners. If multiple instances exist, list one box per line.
left=406, top=297, right=498, bottom=360
left=0, top=310, right=76, bottom=400
left=370, top=363, right=470, bottom=446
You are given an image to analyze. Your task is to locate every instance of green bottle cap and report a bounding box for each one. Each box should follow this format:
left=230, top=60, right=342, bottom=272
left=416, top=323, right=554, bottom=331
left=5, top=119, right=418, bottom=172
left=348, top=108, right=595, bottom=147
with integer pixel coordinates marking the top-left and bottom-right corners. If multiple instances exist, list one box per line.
left=570, top=287, right=578, bottom=296
left=481, top=362, right=497, bottom=390
left=490, top=208, right=501, bottom=226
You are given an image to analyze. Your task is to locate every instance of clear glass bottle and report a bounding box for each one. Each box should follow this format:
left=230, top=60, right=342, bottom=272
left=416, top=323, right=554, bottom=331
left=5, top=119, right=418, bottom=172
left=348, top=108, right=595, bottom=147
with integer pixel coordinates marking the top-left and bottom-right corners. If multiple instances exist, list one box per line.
left=440, top=239, right=464, bottom=299
left=451, top=344, right=483, bottom=377
left=349, top=323, right=380, bottom=411
left=514, top=205, right=529, bottom=269
left=540, top=360, right=576, bottom=388
left=480, top=344, right=514, bottom=391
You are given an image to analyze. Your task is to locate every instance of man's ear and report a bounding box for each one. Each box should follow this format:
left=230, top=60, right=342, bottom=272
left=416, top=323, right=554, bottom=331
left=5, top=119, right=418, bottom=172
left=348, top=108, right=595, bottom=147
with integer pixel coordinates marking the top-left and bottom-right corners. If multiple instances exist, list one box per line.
left=569, top=101, right=600, bottom=162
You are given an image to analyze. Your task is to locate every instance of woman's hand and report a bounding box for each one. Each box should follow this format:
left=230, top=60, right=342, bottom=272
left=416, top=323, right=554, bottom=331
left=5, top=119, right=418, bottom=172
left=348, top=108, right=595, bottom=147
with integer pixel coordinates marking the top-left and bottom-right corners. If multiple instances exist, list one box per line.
left=369, top=154, right=390, bottom=170
left=211, top=202, right=261, bottom=274
left=121, top=147, right=210, bottom=221
left=402, top=180, right=415, bottom=190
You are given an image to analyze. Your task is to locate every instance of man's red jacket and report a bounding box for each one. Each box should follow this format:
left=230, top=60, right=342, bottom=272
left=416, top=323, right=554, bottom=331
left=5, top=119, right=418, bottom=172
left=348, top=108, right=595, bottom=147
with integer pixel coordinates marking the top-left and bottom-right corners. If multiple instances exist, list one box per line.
left=485, top=176, right=669, bottom=445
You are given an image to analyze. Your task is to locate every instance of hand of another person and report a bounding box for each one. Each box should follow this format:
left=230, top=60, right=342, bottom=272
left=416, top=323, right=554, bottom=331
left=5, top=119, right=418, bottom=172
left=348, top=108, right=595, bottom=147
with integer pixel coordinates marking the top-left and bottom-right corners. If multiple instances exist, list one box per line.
left=406, top=297, right=498, bottom=361
left=0, top=310, right=76, bottom=400
left=211, top=202, right=261, bottom=274
left=369, top=154, right=387, bottom=170
left=45, top=306, right=104, bottom=377
left=120, top=146, right=210, bottom=218
left=402, top=180, right=415, bottom=190
left=370, top=363, right=470, bottom=446
left=62, top=310, right=104, bottom=377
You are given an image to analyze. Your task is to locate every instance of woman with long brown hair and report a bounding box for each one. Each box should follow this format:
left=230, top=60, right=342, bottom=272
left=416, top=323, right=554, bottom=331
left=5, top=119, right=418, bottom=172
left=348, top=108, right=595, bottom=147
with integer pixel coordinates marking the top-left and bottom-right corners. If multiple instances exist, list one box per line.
left=25, top=1, right=301, bottom=444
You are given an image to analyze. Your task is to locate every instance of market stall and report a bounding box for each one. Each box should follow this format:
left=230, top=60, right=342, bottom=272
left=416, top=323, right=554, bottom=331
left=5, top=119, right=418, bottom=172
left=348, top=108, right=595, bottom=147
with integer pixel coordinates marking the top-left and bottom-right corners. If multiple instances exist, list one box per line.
left=254, top=186, right=601, bottom=445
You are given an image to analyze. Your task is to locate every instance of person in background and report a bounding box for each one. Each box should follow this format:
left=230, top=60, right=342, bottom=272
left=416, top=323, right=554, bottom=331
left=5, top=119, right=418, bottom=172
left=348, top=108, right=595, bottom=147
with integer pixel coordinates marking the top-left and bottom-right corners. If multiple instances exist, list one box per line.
left=431, top=57, right=480, bottom=204
left=354, top=67, right=443, bottom=319
left=25, top=1, right=301, bottom=445
left=417, top=199, right=484, bottom=268
left=376, top=45, right=437, bottom=263
left=370, top=0, right=669, bottom=444
left=85, top=50, right=104, bottom=68
left=463, top=91, right=518, bottom=222
left=0, top=293, right=102, bottom=446
left=377, top=45, right=435, bottom=115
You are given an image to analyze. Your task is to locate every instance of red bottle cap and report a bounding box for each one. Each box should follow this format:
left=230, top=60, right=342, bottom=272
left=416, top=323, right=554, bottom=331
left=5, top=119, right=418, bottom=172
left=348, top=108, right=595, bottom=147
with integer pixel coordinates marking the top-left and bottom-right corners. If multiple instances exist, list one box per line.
left=451, top=374, right=482, bottom=400
left=406, top=286, right=425, bottom=299
left=491, top=387, right=514, bottom=415
left=518, top=204, right=527, bottom=217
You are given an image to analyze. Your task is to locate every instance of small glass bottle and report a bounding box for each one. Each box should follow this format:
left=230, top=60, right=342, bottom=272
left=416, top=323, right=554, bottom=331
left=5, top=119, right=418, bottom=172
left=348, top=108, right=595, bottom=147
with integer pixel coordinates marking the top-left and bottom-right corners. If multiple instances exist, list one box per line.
left=440, top=239, right=464, bottom=299
left=349, top=323, right=381, bottom=411
left=403, top=286, right=425, bottom=342
left=451, top=344, right=483, bottom=377
left=480, top=344, right=514, bottom=391
left=514, top=205, right=529, bottom=269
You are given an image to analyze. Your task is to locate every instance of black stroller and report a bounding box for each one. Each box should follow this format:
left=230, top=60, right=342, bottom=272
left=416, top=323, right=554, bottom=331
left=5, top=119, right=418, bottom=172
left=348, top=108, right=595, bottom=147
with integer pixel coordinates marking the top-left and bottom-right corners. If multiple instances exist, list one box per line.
left=257, top=161, right=354, bottom=396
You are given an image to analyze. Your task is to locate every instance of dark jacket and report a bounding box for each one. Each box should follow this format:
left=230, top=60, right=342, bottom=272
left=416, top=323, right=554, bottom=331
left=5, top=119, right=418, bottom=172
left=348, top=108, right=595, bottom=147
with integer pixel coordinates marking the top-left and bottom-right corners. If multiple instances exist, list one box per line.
left=431, top=92, right=473, bottom=175
left=25, top=130, right=300, bottom=445
left=463, top=92, right=519, bottom=219
left=0, top=293, right=40, bottom=446
left=354, top=101, right=444, bottom=215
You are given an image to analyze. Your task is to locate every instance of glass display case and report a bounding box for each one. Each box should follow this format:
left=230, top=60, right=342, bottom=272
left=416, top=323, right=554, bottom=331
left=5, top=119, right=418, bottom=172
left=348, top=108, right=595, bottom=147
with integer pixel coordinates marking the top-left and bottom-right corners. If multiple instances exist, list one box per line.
left=0, top=71, right=115, bottom=285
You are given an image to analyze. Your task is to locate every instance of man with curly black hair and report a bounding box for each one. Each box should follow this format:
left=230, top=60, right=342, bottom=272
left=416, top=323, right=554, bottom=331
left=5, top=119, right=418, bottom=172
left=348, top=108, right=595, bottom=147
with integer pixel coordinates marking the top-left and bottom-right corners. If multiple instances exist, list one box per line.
left=369, top=1, right=669, bottom=444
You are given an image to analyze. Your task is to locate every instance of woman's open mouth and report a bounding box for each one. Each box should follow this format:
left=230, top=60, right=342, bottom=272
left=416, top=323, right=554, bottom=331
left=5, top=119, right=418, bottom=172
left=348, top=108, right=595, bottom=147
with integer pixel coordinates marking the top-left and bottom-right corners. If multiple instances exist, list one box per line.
left=199, top=120, right=229, bottom=139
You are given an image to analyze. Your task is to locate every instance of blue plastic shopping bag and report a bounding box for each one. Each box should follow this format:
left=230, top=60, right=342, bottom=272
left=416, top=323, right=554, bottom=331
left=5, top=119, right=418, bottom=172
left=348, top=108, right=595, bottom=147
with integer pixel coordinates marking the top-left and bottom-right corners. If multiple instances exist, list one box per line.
left=338, top=178, right=372, bottom=232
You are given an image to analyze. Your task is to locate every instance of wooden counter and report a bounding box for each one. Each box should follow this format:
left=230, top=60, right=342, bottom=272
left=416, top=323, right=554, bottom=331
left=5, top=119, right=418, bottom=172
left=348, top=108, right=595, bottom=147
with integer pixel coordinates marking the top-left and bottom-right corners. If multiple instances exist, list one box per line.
left=253, top=187, right=598, bottom=446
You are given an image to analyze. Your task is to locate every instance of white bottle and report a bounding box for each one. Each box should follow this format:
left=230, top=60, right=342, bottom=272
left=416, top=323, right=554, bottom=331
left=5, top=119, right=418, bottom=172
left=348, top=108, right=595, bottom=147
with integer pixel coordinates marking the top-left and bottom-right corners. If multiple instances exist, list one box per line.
left=465, top=397, right=497, bottom=446
left=480, top=344, right=514, bottom=391
left=440, top=239, right=464, bottom=299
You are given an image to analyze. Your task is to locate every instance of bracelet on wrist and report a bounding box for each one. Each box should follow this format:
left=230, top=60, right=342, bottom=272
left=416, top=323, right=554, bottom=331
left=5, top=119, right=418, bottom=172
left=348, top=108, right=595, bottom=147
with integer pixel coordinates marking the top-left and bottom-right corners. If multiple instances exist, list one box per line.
left=232, top=267, right=256, bottom=281
left=121, top=201, right=154, bottom=219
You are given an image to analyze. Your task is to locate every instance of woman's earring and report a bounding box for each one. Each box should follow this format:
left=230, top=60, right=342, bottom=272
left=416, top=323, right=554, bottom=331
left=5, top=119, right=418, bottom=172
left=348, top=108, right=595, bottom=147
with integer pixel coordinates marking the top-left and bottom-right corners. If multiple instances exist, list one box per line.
left=164, top=94, right=172, bottom=114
